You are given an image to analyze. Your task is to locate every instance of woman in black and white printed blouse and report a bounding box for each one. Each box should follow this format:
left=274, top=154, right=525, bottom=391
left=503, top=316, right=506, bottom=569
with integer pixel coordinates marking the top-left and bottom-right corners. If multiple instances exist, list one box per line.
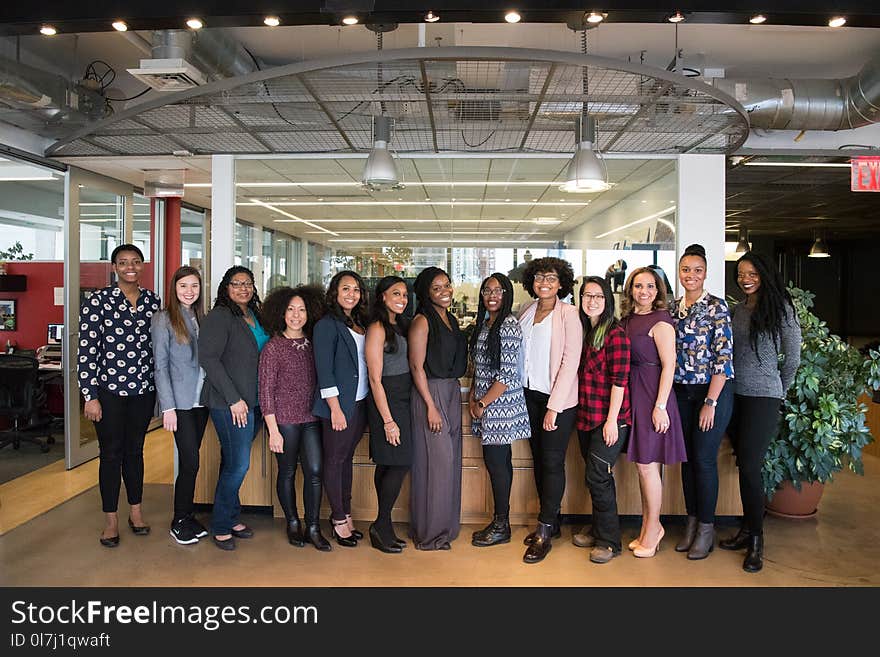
left=77, top=244, right=161, bottom=548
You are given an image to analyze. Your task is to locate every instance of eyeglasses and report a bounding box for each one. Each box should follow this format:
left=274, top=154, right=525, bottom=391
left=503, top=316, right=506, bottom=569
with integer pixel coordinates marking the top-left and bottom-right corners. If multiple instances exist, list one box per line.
left=481, top=288, right=505, bottom=298
left=533, top=274, right=559, bottom=283
left=581, top=293, right=605, bottom=302
left=229, top=280, right=254, bottom=289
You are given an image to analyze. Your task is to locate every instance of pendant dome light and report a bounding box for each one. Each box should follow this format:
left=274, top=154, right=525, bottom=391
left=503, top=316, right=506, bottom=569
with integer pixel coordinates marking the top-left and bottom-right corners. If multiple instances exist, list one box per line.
left=362, top=115, right=401, bottom=191
left=735, top=228, right=751, bottom=253
left=808, top=230, right=830, bottom=258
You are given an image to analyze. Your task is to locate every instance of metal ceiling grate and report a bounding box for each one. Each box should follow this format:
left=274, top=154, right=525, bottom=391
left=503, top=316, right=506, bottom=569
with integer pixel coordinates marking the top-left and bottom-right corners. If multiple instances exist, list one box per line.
left=48, top=47, right=749, bottom=158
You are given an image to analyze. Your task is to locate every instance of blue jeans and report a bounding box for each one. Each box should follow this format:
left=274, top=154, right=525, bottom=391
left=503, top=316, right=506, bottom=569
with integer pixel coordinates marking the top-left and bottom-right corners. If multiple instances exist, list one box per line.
left=209, top=406, right=262, bottom=536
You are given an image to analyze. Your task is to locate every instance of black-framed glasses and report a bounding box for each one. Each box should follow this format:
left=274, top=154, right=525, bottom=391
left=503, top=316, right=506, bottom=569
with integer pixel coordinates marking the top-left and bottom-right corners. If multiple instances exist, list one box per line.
left=533, top=273, right=559, bottom=283
left=229, top=280, right=254, bottom=289
left=481, top=288, right=505, bottom=298
left=581, top=293, right=605, bottom=302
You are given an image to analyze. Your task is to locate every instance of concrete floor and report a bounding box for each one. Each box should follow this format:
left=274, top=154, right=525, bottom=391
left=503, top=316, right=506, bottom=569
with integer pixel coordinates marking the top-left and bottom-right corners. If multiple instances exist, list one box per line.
left=2, top=453, right=878, bottom=587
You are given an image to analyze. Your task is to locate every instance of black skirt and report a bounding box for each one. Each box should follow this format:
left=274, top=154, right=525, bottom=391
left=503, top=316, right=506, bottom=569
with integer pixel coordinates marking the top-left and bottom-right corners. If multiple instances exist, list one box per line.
left=366, top=372, right=413, bottom=466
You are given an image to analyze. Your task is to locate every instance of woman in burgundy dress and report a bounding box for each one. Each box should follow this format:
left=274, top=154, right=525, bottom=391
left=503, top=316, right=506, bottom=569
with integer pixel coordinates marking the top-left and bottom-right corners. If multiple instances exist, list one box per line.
left=620, top=267, right=686, bottom=558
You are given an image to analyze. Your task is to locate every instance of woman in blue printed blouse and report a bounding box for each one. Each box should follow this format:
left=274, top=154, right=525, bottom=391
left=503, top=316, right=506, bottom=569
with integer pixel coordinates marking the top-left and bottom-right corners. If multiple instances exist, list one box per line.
left=78, top=244, right=161, bottom=548
left=670, top=244, right=735, bottom=560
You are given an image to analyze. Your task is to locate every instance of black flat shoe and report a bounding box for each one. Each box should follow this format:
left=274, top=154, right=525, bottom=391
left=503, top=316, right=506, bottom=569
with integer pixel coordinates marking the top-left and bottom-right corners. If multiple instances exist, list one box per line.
left=212, top=536, right=236, bottom=551
left=128, top=517, right=150, bottom=536
left=369, top=524, right=402, bottom=554
left=99, top=535, right=120, bottom=548
left=231, top=525, right=254, bottom=539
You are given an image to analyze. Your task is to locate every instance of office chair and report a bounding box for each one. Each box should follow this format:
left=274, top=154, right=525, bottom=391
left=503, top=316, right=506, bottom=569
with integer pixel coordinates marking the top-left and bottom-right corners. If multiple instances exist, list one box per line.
left=0, top=354, right=54, bottom=453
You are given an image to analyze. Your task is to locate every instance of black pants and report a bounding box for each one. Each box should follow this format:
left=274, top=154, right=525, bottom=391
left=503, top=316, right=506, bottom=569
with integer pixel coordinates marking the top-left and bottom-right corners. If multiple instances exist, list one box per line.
left=276, top=421, right=323, bottom=524
left=675, top=381, right=733, bottom=524
left=524, top=388, right=577, bottom=525
left=729, top=394, right=782, bottom=536
left=172, top=407, right=209, bottom=523
left=321, top=400, right=367, bottom=521
left=482, top=444, right=513, bottom=517
left=577, top=424, right=629, bottom=551
left=93, top=388, right=156, bottom=513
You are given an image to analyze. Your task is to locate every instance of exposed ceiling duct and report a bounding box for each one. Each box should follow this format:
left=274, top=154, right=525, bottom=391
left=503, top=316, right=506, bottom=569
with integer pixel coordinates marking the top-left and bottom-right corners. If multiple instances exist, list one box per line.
left=712, top=55, right=880, bottom=131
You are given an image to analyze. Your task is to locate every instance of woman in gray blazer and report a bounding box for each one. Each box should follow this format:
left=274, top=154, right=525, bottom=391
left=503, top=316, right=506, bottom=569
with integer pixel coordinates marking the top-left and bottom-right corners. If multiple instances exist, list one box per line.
left=199, top=266, right=269, bottom=551
left=151, top=266, right=208, bottom=546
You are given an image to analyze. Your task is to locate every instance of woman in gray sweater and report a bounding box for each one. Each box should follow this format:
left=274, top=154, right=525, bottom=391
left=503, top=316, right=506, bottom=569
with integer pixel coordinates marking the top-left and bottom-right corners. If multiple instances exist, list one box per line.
left=722, top=252, right=801, bottom=573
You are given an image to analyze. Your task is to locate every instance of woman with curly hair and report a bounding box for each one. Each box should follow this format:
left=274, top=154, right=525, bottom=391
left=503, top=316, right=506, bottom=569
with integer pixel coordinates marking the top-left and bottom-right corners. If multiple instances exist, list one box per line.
left=408, top=266, right=467, bottom=550
left=518, top=256, right=583, bottom=564
left=620, top=266, right=686, bottom=558
left=721, top=251, right=800, bottom=573
left=364, top=276, right=412, bottom=553
left=199, top=266, right=268, bottom=551
left=259, top=285, right=330, bottom=551
left=468, top=273, right=530, bottom=548
left=312, top=270, right=370, bottom=547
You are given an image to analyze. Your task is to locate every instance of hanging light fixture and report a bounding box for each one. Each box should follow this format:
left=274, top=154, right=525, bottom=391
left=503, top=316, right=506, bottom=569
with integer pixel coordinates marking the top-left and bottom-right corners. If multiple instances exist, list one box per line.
left=808, top=231, right=830, bottom=258
left=362, top=115, right=401, bottom=191
left=735, top=228, right=751, bottom=253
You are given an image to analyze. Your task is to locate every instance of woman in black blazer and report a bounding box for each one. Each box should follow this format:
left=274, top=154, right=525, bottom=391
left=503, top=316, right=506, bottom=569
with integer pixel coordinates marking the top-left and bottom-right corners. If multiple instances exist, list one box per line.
left=312, top=270, right=370, bottom=547
left=198, top=266, right=269, bottom=551
left=312, top=270, right=369, bottom=547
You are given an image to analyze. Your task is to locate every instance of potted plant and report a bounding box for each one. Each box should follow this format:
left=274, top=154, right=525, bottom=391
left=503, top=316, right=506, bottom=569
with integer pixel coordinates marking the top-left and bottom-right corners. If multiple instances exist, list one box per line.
left=762, top=286, right=880, bottom=517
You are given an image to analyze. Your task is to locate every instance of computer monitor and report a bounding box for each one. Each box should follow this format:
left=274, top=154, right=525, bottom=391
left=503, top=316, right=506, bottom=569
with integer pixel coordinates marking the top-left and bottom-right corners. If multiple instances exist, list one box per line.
left=47, top=323, right=63, bottom=344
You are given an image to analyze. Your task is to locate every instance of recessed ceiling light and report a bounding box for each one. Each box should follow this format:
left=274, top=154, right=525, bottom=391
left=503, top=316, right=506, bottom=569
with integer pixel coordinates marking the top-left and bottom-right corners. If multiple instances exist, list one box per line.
left=342, top=16, right=359, bottom=26
left=668, top=11, right=686, bottom=23
left=828, top=16, right=846, bottom=28
left=505, top=11, right=521, bottom=24
left=586, top=12, right=606, bottom=24
left=39, top=25, right=57, bottom=36
left=424, top=11, right=440, bottom=23
left=749, top=14, right=767, bottom=25
left=112, top=20, right=128, bottom=32
left=264, top=16, right=280, bottom=27
left=186, top=18, right=203, bottom=30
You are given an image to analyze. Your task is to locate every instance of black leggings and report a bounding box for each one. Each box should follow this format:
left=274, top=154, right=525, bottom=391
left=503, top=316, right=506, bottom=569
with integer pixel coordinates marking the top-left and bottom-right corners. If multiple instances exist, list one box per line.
left=93, top=388, right=156, bottom=513
left=729, top=394, right=782, bottom=536
left=482, top=444, right=512, bottom=517
left=172, top=407, right=209, bottom=523
left=374, top=464, right=408, bottom=537
left=275, top=421, right=323, bottom=524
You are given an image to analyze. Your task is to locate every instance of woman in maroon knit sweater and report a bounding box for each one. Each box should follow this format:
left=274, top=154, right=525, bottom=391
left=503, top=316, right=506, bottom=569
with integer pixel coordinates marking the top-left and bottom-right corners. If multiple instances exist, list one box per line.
left=258, top=285, right=330, bottom=551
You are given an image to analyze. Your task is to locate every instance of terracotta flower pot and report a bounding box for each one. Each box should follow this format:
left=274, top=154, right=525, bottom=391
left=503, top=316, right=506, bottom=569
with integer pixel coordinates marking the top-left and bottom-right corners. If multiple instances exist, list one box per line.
left=765, top=480, right=825, bottom=519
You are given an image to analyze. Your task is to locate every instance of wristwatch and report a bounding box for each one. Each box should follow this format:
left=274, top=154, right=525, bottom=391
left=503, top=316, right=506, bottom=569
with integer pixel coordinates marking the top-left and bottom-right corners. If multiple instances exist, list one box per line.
left=703, top=397, right=717, bottom=408
left=477, top=399, right=487, bottom=409
left=654, top=402, right=666, bottom=410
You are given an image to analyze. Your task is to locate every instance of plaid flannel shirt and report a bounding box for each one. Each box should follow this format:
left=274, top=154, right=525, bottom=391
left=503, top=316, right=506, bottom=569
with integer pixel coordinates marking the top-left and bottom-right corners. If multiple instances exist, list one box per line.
left=576, top=324, right=631, bottom=432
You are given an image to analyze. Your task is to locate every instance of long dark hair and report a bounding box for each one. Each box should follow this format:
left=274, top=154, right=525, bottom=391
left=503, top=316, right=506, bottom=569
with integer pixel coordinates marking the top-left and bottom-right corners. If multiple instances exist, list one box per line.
left=620, top=266, right=669, bottom=316
left=261, top=284, right=325, bottom=339
left=325, top=270, right=368, bottom=329
left=368, top=275, right=411, bottom=353
left=469, top=272, right=514, bottom=371
left=413, top=266, right=457, bottom=356
left=736, top=251, right=794, bottom=356
left=165, top=266, right=204, bottom=344
left=214, top=266, right=262, bottom=320
left=578, top=275, right=618, bottom=350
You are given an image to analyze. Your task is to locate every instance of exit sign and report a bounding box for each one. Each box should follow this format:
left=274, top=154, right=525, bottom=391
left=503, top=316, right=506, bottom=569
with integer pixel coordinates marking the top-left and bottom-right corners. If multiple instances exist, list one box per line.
left=851, top=157, right=880, bottom=192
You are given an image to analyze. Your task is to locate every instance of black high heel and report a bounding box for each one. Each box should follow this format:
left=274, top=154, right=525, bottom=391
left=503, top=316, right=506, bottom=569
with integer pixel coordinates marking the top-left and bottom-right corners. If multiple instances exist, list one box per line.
left=286, top=518, right=305, bottom=547
left=345, top=514, right=364, bottom=540
left=330, top=518, right=357, bottom=548
left=369, top=523, right=402, bottom=554
left=305, top=522, right=331, bottom=552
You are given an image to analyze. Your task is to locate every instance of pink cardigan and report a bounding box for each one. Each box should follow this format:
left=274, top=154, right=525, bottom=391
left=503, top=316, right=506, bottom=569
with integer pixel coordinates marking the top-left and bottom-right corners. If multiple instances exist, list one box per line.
left=518, top=297, right=583, bottom=413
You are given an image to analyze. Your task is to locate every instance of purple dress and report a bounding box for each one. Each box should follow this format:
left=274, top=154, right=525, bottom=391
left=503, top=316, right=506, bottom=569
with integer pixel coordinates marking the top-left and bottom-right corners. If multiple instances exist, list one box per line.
left=622, top=311, right=687, bottom=465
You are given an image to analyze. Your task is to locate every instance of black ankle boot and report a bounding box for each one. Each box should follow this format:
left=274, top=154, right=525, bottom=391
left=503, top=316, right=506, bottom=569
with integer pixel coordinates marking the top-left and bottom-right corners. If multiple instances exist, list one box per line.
left=305, top=522, right=331, bottom=552
left=523, top=520, right=561, bottom=546
left=523, top=521, right=553, bottom=564
left=719, top=525, right=751, bottom=551
left=743, top=534, right=764, bottom=573
left=286, top=518, right=305, bottom=547
left=472, top=515, right=511, bottom=547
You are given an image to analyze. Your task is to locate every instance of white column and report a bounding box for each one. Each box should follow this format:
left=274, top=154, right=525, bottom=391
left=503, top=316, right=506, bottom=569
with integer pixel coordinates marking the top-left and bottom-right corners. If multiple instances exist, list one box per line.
left=676, top=154, right=726, bottom=296
left=210, top=155, right=236, bottom=291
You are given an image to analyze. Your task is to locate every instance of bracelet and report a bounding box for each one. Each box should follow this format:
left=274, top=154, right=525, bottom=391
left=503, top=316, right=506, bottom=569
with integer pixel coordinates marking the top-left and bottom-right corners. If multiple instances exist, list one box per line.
left=383, top=419, right=395, bottom=424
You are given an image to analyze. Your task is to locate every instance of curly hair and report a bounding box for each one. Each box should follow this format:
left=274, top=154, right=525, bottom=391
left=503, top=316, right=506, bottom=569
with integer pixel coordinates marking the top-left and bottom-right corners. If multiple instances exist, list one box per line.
left=521, top=256, right=575, bottom=299
left=368, top=276, right=411, bottom=353
left=469, top=273, right=515, bottom=371
left=325, top=270, right=368, bottom=329
left=620, top=266, right=669, bottom=317
left=214, top=266, right=262, bottom=320
left=261, top=284, right=325, bottom=339
left=736, top=251, right=794, bottom=357
left=578, top=275, right=618, bottom=350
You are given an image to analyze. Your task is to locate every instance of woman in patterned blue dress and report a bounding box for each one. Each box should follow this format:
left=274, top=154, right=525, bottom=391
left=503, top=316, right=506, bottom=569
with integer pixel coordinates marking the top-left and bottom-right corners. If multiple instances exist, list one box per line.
left=468, top=273, right=531, bottom=547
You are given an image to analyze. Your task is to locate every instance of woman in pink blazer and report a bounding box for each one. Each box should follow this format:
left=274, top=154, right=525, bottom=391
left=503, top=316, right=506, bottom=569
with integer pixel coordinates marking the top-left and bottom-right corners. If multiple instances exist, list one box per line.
left=517, top=257, right=583, bottom=563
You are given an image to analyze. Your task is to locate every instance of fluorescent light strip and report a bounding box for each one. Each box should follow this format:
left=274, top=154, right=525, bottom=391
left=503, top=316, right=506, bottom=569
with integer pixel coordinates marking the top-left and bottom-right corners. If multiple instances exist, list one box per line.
left=0, top=176, right=56, bottom=182
left=249, top=198, right=339, bottom=237
left=187, top=181, right=564, bottom=188
left=242, top=201, right=584, bottom=207
left=594, top=206, right=676, bottom=239
left=742, top=162, right=851, bottom=168
left=273, top=218, right=560, bottom=224
left=328, top=239, right=557, bottom=244
left=307, top=230, right=548, bottom=235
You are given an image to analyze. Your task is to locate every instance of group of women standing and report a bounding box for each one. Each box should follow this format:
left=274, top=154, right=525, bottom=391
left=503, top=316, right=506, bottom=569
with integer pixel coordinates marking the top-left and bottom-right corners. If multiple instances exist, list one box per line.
left=78, top=242, right=800, bottom=573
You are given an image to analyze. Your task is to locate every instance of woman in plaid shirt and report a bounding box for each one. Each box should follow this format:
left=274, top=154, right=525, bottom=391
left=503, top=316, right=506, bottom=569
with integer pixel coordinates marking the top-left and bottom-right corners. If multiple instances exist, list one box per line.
left=571, top=276, right=631, bottom=564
